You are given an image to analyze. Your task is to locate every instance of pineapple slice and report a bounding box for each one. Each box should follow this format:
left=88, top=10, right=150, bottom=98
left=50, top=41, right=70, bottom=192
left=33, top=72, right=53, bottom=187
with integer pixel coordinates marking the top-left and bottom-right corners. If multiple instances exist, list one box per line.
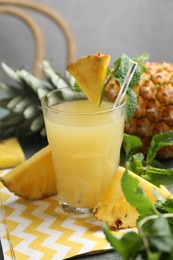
left=67, top=52, right=110, bottom=105
left=0, top=137, right=25, bottom=168
left=0, top=146, right=57, bottom=200
left=93, top=166, right=172, bottom=229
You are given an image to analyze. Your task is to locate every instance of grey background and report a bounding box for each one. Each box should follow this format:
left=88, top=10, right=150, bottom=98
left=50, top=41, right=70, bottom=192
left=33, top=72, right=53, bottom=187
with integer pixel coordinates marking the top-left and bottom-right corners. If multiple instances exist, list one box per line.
left=0, top=0, right=173, bottom=81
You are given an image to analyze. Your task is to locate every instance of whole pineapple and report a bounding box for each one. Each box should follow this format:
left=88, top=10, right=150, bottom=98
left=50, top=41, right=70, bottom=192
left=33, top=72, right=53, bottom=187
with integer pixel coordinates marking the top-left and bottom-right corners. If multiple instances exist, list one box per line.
left=105, top=62, right=173, bottom=158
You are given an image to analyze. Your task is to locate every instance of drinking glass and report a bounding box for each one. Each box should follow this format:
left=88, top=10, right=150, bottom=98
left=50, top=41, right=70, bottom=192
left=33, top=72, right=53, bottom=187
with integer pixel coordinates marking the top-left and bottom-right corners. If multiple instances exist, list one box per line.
left=41, top=88, right=126, bottom=218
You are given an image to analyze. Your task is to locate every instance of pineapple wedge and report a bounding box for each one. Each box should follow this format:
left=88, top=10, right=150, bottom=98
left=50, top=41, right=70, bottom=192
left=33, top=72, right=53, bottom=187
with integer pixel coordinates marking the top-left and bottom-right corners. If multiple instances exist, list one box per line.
left=67, top=52, right=110, bottom=105
left=0, top=146, right=57, bottom=200
left=0, top=137, right=25, bottom=168
left=93, top=166, right=172, bottom=229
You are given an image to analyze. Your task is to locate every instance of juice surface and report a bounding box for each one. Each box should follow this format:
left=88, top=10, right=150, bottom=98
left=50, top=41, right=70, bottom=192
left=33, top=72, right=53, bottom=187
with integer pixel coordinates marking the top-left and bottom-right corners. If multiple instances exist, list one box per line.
left=44, top=99, right=125, bottom=208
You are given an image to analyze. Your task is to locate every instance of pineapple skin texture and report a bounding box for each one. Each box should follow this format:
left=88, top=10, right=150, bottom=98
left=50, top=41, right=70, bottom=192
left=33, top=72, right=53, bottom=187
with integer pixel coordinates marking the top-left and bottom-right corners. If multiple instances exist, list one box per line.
left=93, top=166, right=172, bottom=230
left=105, top=62, right=173, bottom=158
left=0, top=146, right=57, bottom=200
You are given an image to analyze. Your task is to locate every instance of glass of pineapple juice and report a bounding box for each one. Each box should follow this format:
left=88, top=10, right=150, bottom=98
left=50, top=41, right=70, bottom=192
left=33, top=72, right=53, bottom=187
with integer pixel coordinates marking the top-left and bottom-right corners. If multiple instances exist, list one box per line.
left=41, top=88, right=126, bottom=218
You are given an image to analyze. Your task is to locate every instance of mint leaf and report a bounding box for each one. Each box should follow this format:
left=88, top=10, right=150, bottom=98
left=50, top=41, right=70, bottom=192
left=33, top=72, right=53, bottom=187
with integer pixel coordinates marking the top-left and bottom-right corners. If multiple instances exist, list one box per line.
left=114, top=54, right=131, bottom=85
left=145, top=166, right=173, bottom=186
left=121, top=169, right=157, bottom=216
left=127, top=153, right=145, bottom=175
left=155, top=199, right=173, bottom=234
left=139, top=216, right=173, bottom=253
left=123, top=130, right=173, bottom=187
left=115, top=53, right=146, bottom=89
left=161, top=199, right=173, bottom=213
left=156, top=199, right=173, bottom=214
left=103, top=223, right=143, bottom=260
left=112, top=57, right=121, bottom=72
left=126, top=88, right=137, bottom=121
left=134, top=51, right=149, bottom=64
left=123, top=133, right=143, bottom=160
left=147, top=131, right=173, bottom=164
left=106, top=52, right=148, bottom=121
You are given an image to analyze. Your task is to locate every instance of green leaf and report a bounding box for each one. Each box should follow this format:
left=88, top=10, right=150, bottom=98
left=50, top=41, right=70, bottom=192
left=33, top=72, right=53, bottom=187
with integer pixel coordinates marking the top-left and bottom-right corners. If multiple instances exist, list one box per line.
left=1, top=62, right=20, bottom=82
left=0, top=98, right=11, bottom=109
left=114, top=54, right=131, bottom=86
left=134, top=51, right=149, bottom=64
left=125, top=152, right=145, bottom=175
left=140, top=216, right=173, bottom=253
left=103, top=223, right=143, bottom=260
left=145, top=166, right=173, bottom=186
left=125, top=88, right=137, bottom=121
left=42, top=60, right=70, bottom=89
left=30, top=115, right=44, bottom=132
left=148, top=252, right=161, bottom=260
left=65, top=71, right=75, bottom=87
left=156, top=199, right=173, bottom=216
left=17, top=69, right=51, bottom=93
left=121, top=169, right=157, bottom=216
left=24, top=105, right=40, bottom=119
left=7, top=96, right=23, bottom=111
left=37, top=88, right=49, bottom=100
left=115, top=53, right=146, bottom=89
left=147, top=131, right=173, bottom=164
left=123, top=133, right=143, bottom=159
left=104, top=53, right=147, bottom=120
left=40, top=127, right=46, bottom=137
left=14, top=98, right=35, bottom=113
left=0, top=113, right=24, bottom=130
left=0, top=83, right=24, bottom=97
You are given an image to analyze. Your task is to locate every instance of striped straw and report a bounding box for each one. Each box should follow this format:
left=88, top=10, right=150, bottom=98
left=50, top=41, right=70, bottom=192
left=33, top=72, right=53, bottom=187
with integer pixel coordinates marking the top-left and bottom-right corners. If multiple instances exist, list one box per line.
left=113, top=60, right=137, bottom=108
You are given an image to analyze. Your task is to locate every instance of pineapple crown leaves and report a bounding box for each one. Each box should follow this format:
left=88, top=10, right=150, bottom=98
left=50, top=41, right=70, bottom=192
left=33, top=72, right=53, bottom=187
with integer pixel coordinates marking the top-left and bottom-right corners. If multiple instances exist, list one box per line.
left=0, top=61, right=80, bottom=138
left=41, top=60, right=70, bottom=90
left=0, top=62, right=52, bottom=138
left=1, top=62, right=52, bottom=98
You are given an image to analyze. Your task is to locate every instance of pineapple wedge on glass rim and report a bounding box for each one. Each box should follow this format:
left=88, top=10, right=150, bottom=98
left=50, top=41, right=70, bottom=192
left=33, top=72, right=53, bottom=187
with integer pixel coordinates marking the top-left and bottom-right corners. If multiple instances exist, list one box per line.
left=66, top=52, right=111, bottom=105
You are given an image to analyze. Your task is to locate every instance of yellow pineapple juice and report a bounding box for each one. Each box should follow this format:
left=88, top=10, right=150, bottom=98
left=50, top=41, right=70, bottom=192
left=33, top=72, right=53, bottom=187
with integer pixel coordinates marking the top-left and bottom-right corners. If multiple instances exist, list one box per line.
left=42, top=90, right=125, bottom=217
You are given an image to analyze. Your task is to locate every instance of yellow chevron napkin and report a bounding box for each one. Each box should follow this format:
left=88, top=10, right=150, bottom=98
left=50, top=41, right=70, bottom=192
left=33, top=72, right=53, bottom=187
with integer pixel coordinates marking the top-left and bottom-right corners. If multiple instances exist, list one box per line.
left=0, top=180, right=134, bottom=260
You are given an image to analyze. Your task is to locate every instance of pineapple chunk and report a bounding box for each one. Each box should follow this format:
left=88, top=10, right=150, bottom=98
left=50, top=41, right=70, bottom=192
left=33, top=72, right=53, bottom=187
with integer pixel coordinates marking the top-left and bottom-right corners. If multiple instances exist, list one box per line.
left=0, top=137, right=25, bottom=168
left=0, top=146, right=57, bottom=200
left=93, top=166, right=172, bottom=229
left=67, top=52, right=110, bottom=105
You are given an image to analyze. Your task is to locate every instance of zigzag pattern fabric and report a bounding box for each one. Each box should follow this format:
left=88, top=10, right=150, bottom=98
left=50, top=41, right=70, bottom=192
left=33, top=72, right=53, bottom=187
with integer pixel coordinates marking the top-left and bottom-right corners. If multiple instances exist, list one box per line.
left=0, top=179, right=130, bottom=259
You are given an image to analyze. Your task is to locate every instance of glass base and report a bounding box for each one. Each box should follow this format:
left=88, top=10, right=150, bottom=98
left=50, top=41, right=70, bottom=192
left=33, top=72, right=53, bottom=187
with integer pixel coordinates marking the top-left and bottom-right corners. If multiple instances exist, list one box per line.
left=57, top=201, right=93, bottom=219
